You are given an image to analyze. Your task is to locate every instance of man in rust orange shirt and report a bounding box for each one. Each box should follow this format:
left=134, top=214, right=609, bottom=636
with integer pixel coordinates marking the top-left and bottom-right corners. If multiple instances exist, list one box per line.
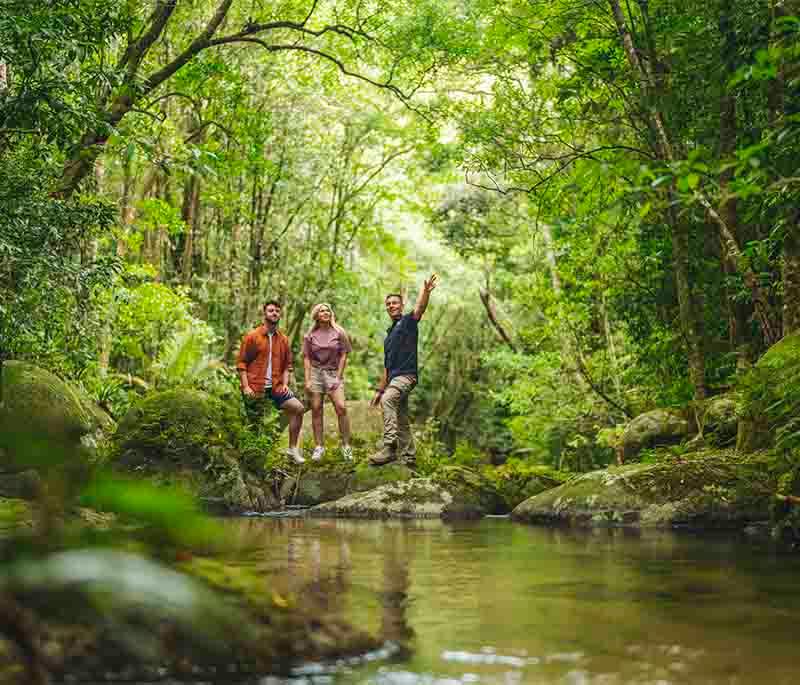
left=237, top=300, right=306, bottom=463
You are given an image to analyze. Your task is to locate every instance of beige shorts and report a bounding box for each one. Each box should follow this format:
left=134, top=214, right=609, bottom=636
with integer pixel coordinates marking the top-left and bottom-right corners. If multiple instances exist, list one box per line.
left=308, top=367, right=343, bottom=394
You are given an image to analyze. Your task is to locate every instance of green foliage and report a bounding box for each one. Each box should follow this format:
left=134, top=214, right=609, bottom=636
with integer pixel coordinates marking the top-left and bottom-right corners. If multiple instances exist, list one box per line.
left=111, top=274, right=216, bottom=382
left=0, top=145, right=117, bottom=371
left=236, top=408, right=284, bottom=474
left=480, top=459, right=569, bottom=510
left=411, top=418, right=449, bottom=476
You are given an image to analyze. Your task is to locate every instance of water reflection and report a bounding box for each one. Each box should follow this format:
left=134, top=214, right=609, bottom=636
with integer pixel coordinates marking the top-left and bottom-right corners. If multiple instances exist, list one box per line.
left=223, top=518, right=800, bottom=685
left=378, top=526, right=413, bottom=646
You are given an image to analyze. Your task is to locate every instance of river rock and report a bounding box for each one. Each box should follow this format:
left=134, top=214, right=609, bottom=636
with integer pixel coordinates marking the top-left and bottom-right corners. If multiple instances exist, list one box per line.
left=619, top=409, right=689, bottom=461
left=700, top=395, right=737, bottom=445
left=113, top=389, right=279, bottom=514
left=0, top=360, right=113, bottom=472
left=310, top=466, right=501, bottom=519
left=282, top=462, right=415, bottom=506
left=511, top=451, right=774, bottom=528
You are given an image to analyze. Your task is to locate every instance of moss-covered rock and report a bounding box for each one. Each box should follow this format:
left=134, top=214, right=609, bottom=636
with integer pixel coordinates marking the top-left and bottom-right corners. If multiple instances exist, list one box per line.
left=738, top=332, right=800, bottom=452
left=0, top=361, right=112, bottom=470
left=350, top=462, right=414, bottom=492
left=619, top=409, right=690, bottom=461
left=310, top=467, right=500, bottom=520
left=280, top=460, right=414, bottom=506
left=0, top=549, right=379, bottom=683
left=112, top=389, right=278, bottom=514
left=700, top=395, right=738, bottom=445
left=281, top=463, right=355, bottom=506
left=512, top=450, right=776, bottom=528
left=309, top=478, right=453, bottom=519
left=431, top=465, right=505, bottom=515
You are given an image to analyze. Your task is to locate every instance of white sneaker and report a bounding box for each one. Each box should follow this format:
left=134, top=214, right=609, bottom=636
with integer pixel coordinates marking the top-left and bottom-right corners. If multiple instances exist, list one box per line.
left=311, top=446, right=325, bottom=461
left=342, top=445, right=353, bottom=461
left=287, top=447, right=305, bottom=464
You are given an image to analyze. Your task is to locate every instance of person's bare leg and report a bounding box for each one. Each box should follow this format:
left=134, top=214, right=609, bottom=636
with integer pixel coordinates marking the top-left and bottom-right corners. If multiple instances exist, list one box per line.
left=329, top=385, right=351, bottom=446
left=282, top=397, right=305, bottom=448
left=310, top=392, right=324, bottom=447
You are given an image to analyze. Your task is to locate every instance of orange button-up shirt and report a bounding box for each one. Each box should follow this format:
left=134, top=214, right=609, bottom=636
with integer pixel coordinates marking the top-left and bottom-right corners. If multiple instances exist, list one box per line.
left=236, top=325, right=293, bottom=395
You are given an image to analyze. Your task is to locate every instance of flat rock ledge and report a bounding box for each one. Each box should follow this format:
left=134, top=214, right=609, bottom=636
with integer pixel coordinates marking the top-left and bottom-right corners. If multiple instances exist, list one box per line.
left=309, top=477, right=490, bottom=520
left=511, top=453, right=775, bottom=529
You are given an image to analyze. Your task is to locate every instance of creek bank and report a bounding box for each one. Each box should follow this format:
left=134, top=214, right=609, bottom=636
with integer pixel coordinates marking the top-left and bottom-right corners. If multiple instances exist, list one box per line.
left=512, top=449, right=778, bottom=530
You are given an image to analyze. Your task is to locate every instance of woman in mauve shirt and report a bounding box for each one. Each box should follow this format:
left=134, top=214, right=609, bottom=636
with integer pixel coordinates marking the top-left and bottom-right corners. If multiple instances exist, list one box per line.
left=303, top=303, right=353, bottom=461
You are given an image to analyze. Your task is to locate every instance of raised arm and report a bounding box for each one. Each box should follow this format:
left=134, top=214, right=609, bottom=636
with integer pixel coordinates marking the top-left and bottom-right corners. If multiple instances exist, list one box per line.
left=412, top=273, right=439, bottom=321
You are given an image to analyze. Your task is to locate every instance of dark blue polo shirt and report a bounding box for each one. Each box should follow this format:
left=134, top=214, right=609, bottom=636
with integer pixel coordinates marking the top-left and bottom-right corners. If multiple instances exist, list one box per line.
left=384, top=313, right=419, bottom=381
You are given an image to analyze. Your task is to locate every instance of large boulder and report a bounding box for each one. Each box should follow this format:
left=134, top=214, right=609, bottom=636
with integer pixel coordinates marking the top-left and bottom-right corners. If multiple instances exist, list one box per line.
left=0, top=361, right=113, bottom=472
left=310, top=466, right=502, bottom=519
left=738, top=333, right=800, bottom=452
left=512, top=451, right=774, bottom=529
left=113, top=389, right=278, bottom=514
left=619, top=409, right=689, bottom=461
left=700, top=395, right=738, bottom=445
left=281, top=461, right=415, bottom=506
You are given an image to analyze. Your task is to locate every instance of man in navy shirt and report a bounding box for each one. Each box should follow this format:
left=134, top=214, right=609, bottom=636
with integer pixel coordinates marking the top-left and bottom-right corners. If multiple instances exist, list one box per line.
left=369, top=274, right=439, bottom=466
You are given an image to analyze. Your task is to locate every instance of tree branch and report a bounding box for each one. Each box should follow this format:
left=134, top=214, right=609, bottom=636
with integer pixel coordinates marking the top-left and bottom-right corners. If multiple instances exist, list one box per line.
left=479, top=288, right=517, bottom=352
left=118, top=0, right=178, bottom=78
left=206, top=38, right=410, bottom=99
left=142, top=0, right=234, bottom=95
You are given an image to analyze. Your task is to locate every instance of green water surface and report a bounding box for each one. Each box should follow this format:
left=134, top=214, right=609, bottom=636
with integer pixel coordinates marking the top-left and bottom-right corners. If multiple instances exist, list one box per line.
left=224, top=517, right=800, bottom=685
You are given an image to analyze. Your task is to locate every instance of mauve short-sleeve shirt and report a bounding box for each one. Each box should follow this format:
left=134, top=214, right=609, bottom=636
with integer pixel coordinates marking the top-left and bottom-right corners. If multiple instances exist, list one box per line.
left=303, top=327, right=352, bottom=370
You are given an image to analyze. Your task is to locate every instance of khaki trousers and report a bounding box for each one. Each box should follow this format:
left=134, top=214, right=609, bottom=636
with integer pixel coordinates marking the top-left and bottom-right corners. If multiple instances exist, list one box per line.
left=382, top=374, right=417, bottom=459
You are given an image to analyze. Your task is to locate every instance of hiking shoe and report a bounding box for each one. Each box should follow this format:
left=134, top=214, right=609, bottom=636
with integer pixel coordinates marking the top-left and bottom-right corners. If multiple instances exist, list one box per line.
left=369, top=449, right=398, bottom=466
left=311, top=446, right=325, bottom=461
left=287, top=447, right=305, bottom=464
left=342, top=445, right=353, bottom=461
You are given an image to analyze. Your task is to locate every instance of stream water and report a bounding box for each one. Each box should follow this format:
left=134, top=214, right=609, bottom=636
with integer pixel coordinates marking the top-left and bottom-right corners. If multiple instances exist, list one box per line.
left=223, top=517, right=800, bottom=685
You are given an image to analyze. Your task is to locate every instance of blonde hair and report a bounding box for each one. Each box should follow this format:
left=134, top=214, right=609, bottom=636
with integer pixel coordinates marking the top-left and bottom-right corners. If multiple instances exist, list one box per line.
left=305, top=302, right=348, bottom=340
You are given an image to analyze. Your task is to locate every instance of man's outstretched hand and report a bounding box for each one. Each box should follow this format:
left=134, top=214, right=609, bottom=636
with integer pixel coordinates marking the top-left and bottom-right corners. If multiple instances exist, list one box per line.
left=424, top=273, right=439, bottom=293
left=413, top=273, right=440, bottom=321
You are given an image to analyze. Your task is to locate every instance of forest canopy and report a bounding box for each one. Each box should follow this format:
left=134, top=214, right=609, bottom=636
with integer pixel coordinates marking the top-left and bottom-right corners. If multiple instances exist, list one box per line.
left=1, top=0, right=799, bottom=468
